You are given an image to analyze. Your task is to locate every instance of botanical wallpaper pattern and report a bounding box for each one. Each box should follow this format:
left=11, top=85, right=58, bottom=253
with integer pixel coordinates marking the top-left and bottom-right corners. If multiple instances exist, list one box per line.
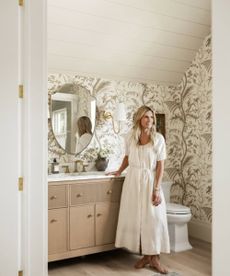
left=166, top=35, right=212, bottom=223
left=48, top=35, right=212, bottom=225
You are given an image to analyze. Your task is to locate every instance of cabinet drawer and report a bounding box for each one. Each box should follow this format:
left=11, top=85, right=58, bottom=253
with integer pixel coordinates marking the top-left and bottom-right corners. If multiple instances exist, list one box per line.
left=97, top=179, right=123, bottom=202
left=70, top=183, right=97, bottom=205
left=48, top=185, right=68, bottom=209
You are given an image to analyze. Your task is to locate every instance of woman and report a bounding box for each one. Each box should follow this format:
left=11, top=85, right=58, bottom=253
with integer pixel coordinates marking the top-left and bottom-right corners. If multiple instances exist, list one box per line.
left=110, top=105, right=170, bottom=274
left=75, top=116, right=93, bottom=154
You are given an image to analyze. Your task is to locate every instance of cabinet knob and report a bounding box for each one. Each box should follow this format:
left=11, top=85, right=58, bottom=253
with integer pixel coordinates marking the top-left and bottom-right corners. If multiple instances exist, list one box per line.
left=76, top=193, right=83, bottom=197
left=87, top=214, right=93, bottom=218
left=50, top=195, right=57, bottom=200
left=107, top=190, right=112, bottom=194
left=50, top=219, right=57, bottom=223
left=97, top=213, right=102, bottom=217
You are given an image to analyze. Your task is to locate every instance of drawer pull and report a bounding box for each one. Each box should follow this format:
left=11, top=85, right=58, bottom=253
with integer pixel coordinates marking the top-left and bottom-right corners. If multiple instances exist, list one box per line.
left=50, top=219, right=57, bottom=223
left=87, top=214, right=93, bottom=218
left=50, top=195, right=57, bottom=200
left=97, top=213, right=102, bottom=217
left=76, top=193, right=83, bottom=197
left=107, top=190, right=112, bottom=194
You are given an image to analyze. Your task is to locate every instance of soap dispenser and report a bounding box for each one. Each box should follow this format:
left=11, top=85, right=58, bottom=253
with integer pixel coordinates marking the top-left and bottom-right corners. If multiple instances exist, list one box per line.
left=51, top=158, right=59, bottom=174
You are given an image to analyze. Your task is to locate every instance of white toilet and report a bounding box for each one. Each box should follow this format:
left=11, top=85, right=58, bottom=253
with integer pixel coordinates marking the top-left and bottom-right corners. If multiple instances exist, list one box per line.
left=162, top=181, right=192, bottom=252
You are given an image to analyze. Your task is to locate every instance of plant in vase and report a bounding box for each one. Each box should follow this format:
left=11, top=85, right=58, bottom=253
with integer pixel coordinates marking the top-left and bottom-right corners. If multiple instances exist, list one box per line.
left=80, top=145, right=113, bottom=171
left=95, top=147, right=112, bottom=171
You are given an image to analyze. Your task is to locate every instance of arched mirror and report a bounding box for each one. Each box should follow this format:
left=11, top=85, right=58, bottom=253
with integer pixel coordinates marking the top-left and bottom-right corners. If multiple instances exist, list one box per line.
left=49, top=83, right=96, bottom=155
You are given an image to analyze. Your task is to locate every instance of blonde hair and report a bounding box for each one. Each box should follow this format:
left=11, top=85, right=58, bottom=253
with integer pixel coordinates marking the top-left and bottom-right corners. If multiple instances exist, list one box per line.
left=132, top=105, right=157, bottom=145
left=77, top=116, right=92, bottom=136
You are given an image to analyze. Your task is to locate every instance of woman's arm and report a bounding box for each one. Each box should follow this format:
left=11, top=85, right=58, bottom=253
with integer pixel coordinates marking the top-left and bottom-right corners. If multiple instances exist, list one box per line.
left=152, top=160, right=164, bottom=206
left=107, top=155, right=129, bottom=176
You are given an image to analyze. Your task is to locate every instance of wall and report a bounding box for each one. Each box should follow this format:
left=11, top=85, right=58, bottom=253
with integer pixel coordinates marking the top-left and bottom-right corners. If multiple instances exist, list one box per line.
left=48, top=34, right=212, bottom=240
left=169, top=35, right=212, bottom=241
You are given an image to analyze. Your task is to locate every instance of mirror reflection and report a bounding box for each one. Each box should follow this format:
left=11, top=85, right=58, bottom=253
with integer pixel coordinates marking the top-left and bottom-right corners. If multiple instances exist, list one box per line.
left=50, top=83, right=96, bottom=155
left=75, top=116, right=93, bottom=154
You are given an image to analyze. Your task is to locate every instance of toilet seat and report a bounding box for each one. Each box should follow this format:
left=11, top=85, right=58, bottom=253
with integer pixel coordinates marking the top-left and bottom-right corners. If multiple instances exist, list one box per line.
left=167, top=203, right=191, bottom=215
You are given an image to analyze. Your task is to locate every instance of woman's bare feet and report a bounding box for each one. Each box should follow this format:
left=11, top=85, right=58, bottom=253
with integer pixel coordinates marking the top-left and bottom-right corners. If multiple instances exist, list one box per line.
left=150, top=255, right=168, bottom=274
left=134, top=255, right=150, bottom=269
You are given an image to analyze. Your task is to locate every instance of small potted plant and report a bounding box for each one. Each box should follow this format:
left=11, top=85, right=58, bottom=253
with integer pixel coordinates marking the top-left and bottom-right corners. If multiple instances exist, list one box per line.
left=80, top=146, right=113, bottom=171
left=95, top=146, right=113, bottom=171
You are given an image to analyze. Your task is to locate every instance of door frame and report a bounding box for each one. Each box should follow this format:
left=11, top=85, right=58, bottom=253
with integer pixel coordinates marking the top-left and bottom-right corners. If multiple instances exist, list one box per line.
left=22, top=0, right=48, bottom=275
left=18, top=0, right=230, bottom=275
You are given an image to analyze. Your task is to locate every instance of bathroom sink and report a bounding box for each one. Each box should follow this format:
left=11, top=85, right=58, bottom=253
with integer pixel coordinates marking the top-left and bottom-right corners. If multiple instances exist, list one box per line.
left=48, top=170, right=123, bottom=182
left=48, top=171, right=125, bottom=182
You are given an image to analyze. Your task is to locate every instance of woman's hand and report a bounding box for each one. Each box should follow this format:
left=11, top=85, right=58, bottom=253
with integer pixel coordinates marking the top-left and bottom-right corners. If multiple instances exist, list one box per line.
left=152, top=190, right=162, bottom=206
left=106, top=170, right=121, bottom=177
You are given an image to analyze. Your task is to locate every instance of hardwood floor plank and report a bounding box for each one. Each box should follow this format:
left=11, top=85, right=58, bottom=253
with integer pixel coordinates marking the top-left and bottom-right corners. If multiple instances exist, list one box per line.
left=48, top=238, right=211, bottom=276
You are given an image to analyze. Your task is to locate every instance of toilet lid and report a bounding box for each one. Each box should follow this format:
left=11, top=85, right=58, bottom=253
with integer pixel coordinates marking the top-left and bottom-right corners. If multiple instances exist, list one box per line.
left=167, top=203, right=191, bottom=214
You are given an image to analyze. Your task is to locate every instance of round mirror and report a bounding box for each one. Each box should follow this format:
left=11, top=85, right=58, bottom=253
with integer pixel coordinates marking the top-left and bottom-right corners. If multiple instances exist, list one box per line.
left=50, top=83, right=96, bottom=155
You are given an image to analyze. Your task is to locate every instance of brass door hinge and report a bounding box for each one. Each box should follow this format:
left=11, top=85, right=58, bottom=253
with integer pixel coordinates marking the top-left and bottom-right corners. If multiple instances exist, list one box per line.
left=18, top=177, right=23, bottom=191
left=18, top=270, right=23, bottom=276
left=19, top=85, right=24, bottom=98
left=19, top=0, right=24, bottom=6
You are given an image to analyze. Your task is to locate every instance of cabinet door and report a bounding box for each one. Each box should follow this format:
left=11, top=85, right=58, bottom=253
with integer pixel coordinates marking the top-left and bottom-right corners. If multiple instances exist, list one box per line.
left=48, top=208, right=68, bottom=255
left=70, top=205, right=95, bottom=250
left=95, top=202, right=119, bottom=246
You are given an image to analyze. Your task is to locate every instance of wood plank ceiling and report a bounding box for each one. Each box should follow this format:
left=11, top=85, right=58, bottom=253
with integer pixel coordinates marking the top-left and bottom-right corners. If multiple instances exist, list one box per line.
left=48, top=0, right=211, bottom=85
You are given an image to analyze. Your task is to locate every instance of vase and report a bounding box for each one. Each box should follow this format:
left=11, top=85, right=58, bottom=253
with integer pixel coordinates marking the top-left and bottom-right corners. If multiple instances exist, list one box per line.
left=95, top=158, right=109, bottom=171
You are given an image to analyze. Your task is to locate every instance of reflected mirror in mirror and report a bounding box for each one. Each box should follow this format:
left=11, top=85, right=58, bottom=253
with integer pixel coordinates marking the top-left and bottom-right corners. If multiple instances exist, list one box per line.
left=50, top=83, right=96, bottom=155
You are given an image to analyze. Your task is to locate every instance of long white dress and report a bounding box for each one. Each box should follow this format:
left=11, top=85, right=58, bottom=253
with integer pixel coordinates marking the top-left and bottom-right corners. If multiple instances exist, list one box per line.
left=115, top=132, right=170, bottom=255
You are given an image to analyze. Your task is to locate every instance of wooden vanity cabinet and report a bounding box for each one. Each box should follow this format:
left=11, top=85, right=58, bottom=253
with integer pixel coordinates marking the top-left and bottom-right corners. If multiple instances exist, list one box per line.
left=48, top=177, right=124, bottom=262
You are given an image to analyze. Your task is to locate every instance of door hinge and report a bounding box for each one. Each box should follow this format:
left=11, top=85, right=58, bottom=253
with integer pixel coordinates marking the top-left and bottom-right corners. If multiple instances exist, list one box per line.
left=19, top=85, right=24, bottom=98
left=18, top=270, right=23, bottom=276
left=18, top=177, right=23, bottom=191
left=19, top=0, right=24, bottom=6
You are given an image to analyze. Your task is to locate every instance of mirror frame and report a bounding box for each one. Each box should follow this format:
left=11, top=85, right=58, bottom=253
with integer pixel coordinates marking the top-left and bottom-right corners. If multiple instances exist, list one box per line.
left=156, top=113, right=166, bottom=139
left=48, top=83, right=97, bottom=156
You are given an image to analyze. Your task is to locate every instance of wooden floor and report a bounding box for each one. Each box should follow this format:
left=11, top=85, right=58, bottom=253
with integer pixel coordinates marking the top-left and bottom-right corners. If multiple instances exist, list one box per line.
left=48, top=238, right=211, bottom=276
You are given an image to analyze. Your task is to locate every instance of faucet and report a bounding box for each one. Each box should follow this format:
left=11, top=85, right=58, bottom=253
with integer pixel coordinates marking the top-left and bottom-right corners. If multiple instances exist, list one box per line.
left=61, top=165, right=70, bottom=173
left=74, top=160, right=84, bottom=173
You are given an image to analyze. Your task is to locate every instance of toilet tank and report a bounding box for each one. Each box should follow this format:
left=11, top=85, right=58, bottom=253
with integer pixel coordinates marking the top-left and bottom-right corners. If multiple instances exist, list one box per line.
left=161, top=181, right=173, bottom=203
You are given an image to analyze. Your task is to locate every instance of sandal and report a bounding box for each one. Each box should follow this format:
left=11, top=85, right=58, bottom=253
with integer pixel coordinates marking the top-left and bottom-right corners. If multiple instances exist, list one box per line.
left=134, top=256, right=150, bottom=269
left=150, top=255, right=168, bottom=274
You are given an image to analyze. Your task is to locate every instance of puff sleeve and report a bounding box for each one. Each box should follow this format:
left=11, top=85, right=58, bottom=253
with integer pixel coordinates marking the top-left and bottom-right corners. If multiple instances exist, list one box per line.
left=156, top=133, right=167, bottom=161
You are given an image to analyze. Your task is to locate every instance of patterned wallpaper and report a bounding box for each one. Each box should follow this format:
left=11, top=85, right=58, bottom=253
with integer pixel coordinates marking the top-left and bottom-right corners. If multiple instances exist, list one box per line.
left=169, top=35, right=212, bottom=223
left=48, top=35, right=212, bottom=225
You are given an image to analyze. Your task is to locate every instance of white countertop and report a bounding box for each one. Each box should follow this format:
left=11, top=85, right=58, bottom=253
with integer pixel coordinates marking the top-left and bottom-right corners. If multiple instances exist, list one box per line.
left=48, top=171, right=126, bottom=182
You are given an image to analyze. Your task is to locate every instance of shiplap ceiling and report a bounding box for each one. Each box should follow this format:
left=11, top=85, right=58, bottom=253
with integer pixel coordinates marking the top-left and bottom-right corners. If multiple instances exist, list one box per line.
left=48, top=0, right=211, bottom=85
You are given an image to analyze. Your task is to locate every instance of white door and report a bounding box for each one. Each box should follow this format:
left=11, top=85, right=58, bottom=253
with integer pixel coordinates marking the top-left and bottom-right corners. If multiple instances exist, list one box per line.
left=0, top=2, right=20, bottom=276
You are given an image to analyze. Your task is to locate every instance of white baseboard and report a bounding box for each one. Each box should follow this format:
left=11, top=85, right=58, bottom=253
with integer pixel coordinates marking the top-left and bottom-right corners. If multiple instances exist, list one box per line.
left=188, top=219, right=211, bottom=243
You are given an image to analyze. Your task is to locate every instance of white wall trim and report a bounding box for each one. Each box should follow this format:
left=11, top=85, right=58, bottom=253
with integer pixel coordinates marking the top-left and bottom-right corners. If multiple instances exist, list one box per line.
left=212, top=0, right=230, bottom=275
left=188, top=219, right=211, bottom=243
